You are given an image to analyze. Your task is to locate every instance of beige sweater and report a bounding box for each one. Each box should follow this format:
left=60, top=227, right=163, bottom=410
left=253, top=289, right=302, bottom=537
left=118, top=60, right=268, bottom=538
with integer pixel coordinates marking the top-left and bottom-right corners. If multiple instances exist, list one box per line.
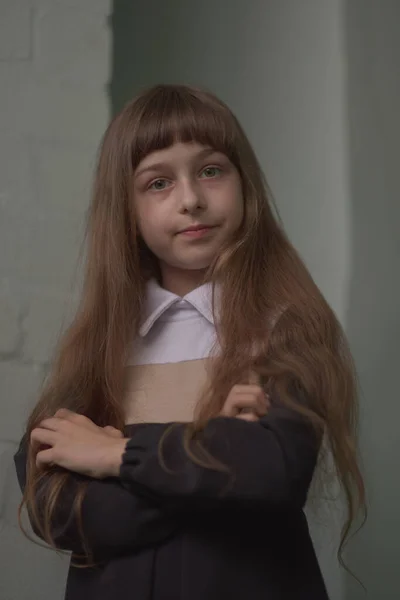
left=122, top=279, right=217, bottom=425
left=124, top=359, right=210, bottom=424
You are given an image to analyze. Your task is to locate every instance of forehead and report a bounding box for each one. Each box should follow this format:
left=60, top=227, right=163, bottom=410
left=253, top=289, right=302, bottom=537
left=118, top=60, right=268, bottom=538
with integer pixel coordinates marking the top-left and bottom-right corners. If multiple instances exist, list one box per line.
left=135, top=142, right=222, bottom=172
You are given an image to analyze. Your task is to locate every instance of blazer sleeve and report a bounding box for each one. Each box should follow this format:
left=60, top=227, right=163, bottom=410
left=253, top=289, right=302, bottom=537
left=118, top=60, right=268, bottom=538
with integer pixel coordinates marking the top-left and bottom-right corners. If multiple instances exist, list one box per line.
left=14, top=433, right=177, bottom=563
left=119, top=398, right=321, bottom=512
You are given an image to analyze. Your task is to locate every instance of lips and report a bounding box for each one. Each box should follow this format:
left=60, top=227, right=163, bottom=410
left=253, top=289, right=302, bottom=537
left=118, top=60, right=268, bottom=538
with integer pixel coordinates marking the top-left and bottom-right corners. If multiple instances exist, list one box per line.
left=179, top=224, right=214, bottom=233
left=177, top=224, right=217, bottom=239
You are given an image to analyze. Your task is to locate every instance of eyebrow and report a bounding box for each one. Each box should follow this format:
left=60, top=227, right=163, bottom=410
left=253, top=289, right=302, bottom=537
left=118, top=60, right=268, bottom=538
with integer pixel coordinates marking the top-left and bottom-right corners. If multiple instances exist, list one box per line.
left=134, top=147, right=222, bottom=179
left=134, top=162, right=169, bottom=179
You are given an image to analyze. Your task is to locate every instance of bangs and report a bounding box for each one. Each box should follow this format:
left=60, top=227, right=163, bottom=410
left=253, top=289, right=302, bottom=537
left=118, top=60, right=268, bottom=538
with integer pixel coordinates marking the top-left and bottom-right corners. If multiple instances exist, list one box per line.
left=130, top=86, right=240, bottom=169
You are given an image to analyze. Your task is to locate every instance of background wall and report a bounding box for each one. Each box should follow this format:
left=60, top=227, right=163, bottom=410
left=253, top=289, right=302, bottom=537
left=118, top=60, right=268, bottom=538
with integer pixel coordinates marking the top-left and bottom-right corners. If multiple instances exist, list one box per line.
left=0, top=1, right=111, bottom=599
left=344, top=1, right=400, bottom=598
left=0, top=1, right=398, bottom=599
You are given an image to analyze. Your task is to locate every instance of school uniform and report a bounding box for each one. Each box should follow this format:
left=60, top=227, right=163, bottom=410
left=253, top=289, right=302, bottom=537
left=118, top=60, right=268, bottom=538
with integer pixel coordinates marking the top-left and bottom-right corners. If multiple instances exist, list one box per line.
left=14, top=279, right=329, bottom=599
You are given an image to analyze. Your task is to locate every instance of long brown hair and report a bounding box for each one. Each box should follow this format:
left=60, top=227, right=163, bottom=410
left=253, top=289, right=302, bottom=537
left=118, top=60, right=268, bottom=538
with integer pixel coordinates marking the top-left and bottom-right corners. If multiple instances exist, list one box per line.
left=20, top=84, right=365, bottom=566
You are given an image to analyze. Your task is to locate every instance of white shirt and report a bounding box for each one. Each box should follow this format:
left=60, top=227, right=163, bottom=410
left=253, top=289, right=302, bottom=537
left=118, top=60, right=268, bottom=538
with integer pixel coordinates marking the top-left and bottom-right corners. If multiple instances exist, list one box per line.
left=123, top=280, right=219, bottom=424
left=127, top=279, right=219, bottom=366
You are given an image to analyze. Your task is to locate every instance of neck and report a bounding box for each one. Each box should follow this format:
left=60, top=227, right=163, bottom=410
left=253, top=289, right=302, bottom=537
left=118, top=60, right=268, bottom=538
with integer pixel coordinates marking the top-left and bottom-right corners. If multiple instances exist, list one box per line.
left=160, top=263, right=207, bottom=296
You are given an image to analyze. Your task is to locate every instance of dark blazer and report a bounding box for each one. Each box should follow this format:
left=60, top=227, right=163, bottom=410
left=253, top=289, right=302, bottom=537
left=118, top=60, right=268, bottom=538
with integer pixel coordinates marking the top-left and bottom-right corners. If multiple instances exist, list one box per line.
left=14, top=400, right=329, bottom=600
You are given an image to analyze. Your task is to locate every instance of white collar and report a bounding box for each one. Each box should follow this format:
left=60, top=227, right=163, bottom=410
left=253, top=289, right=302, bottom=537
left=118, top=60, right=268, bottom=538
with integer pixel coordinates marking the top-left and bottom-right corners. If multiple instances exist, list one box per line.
left=139, top=279, right=216, bottom=337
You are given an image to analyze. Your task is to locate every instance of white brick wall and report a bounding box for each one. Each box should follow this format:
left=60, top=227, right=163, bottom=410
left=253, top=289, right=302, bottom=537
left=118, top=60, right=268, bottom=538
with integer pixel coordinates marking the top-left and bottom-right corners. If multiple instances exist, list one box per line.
left=0, top=1, right=111, bottom=598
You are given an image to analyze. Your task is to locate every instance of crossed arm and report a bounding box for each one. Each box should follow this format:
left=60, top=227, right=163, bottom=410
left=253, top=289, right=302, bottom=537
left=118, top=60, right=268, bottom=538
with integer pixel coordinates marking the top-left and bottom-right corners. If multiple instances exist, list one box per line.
left=15, top=393, right=320, bottom=563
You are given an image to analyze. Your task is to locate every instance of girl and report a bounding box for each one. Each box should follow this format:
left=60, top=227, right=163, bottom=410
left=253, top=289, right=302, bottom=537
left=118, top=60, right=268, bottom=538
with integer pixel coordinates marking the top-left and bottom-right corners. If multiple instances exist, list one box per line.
left=15, top=84, right=365, bottom=600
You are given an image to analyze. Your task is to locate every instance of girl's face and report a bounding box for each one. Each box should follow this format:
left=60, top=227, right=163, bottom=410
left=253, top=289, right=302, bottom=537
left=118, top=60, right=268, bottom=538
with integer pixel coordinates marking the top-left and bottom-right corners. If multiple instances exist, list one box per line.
left=133, top=142, right=244, bottom=291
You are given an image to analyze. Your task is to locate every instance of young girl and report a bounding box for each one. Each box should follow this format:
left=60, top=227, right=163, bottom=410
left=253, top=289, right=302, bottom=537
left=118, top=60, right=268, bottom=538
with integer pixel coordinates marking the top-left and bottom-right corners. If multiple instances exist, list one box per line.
left=15, top=84, right=365, bottom=600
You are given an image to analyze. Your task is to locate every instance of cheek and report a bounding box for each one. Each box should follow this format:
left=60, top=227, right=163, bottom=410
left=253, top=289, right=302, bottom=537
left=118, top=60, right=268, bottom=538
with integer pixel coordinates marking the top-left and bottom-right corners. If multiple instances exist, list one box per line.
left=236, top=193, right=245, bottom=223
left=135, top=204, right=170, bottom=255
left=227, top=186, right=244, bottom=230
left=135, top=205, right=153, bottom=245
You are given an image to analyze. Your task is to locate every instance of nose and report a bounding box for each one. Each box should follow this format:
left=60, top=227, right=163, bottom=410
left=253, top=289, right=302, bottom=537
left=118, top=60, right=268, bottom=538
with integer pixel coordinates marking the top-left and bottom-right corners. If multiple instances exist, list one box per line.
left=179, top=178, right=206, bottom=214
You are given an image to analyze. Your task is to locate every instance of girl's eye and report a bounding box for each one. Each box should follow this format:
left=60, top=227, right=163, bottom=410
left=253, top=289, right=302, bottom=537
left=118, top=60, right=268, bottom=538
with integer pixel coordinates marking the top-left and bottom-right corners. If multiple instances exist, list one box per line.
left=200, top=166, right=222, bottom=178
left=149, top=179, right=169, bottom=191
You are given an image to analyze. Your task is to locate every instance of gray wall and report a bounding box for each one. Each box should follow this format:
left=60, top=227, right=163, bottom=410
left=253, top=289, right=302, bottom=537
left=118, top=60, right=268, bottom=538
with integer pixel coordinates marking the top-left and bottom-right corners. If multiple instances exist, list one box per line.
left=0, top=1, right=398, bottom=599
left=344, top=1, right=400, bottom=598
left=0, top=1, right=111, bottom=599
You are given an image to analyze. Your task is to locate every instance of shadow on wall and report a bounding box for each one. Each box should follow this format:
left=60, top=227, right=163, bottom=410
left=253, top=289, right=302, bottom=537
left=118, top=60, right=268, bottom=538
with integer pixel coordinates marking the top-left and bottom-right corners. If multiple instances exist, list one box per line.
left=344, top=1, right=400, bottom=599
left=110, top=0, right=245, bottom=115
left=110, top=0, right=177, bottom=114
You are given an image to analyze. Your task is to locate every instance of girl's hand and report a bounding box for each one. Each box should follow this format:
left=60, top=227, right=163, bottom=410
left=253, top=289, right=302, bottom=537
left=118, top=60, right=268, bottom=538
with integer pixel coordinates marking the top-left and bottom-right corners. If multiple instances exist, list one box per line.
left=30, top=409, right=127, bottom=479
left=103, top=425, right=124, bottom=439
left=220, top=384, right=269, bottom=422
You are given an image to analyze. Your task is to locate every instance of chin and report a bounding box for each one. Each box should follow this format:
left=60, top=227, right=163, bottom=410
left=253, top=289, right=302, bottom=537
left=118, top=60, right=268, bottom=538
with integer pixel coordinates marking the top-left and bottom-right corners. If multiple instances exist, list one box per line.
left=164, top=247, right=220, bottom=272
left=178, top=262, right=212, bottom=271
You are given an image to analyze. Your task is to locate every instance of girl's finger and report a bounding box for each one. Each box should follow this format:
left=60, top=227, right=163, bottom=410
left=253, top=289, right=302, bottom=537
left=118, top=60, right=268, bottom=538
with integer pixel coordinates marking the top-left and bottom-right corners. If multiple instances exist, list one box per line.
left=55, top=408, right=73, bottom=419
left=38, top=417, right=67, bottom=432
left=233, top=393, right=268, bottom=417
left=103, top=426, right=124, bottom=439
left=231, top=384, right=263, bottom=395
left=236, top=412, right=259, bottom=422
left=36, top=448, right=55, bottom=468
left=221, top=393, right=255, bottom=416
left=54, top=409, right=93, bottom=428
left=31, top=428, right=57, bottom=447
left=30, top=437, right=42, bottom=456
